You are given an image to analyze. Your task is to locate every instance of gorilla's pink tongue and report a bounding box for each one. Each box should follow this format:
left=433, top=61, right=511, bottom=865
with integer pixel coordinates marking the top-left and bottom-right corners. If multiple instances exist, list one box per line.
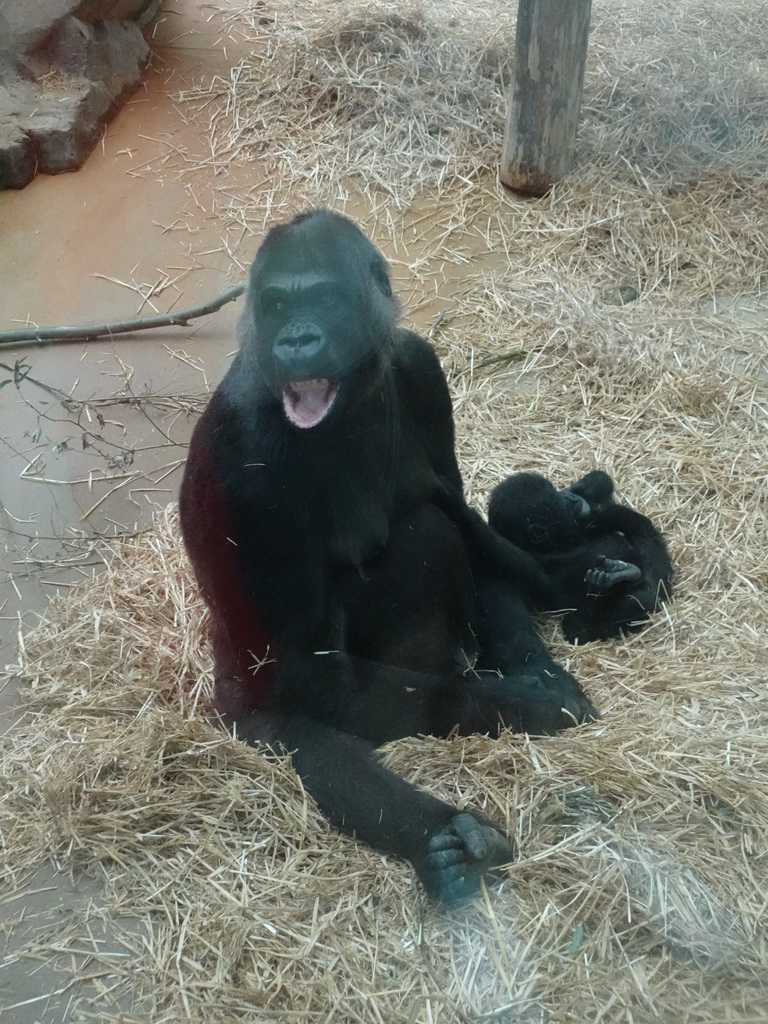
left=283, top=379, right=337, bottom=428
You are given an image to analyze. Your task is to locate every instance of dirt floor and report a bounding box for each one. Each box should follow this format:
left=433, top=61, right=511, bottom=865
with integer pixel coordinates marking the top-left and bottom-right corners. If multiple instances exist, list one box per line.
left=1, top=0, right=767, bottom=1021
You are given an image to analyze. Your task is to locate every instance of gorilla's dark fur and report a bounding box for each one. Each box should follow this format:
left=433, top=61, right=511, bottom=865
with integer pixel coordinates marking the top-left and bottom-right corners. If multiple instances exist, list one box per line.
left=180, top=210, right=596, bottom=902
left=488, top=470, right=673, bottom=644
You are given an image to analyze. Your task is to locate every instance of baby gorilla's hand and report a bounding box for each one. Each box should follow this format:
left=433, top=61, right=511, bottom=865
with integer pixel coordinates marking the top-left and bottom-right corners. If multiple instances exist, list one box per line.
left=585, top=555, right=642, bottom=593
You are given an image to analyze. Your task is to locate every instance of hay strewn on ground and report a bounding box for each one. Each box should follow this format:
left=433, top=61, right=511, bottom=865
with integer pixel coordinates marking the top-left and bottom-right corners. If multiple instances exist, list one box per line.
left=3, top=0, right=768, bottom=1020
left=185, top=0, right=768, bottom=213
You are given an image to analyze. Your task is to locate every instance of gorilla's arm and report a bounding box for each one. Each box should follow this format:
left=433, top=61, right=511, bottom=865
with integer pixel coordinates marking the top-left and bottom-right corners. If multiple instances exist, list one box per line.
left=567, top=470, right=615, bottom=506
left=394, top=329, right=464, bottom=493
left=432, top=485, right=556, bottom=606
left=395, top=335, right=555, bottom=604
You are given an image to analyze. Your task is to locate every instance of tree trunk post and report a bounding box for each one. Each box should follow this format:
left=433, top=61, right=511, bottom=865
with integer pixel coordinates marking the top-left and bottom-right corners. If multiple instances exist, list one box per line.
left=500, top=0, right=592, bottom=195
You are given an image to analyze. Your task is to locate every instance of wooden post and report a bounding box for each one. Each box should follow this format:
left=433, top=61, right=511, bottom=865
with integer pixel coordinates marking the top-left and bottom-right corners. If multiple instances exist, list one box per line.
left=500, top=0, right=592, bottom=195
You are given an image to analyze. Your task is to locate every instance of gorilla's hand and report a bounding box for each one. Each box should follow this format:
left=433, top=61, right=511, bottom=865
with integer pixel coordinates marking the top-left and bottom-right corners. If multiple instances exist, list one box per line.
left=500, top=668, right=599, bottom=734
left=417, top=812, right=515, bottom=903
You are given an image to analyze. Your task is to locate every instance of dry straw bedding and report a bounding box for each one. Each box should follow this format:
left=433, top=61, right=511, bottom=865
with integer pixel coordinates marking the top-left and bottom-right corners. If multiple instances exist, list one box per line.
left=3, top=0, right=768, bottom=1021
left=191, top=0, right=768, bottom=211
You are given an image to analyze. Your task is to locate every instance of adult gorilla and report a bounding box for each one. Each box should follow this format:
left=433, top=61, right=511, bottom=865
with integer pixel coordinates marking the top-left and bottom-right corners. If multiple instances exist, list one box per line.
left=180, top=209, right=596, bottom=902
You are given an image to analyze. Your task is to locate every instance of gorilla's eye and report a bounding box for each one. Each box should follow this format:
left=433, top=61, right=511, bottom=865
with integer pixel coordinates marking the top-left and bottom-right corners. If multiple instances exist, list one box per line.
left=261, top=291, right=287, bottom=316
left=311, top=286, right=343, bottom=309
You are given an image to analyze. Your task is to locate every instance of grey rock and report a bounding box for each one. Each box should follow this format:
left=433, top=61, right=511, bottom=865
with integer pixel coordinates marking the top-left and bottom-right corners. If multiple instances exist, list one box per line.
left=0, top=13, right=150, bottom=188
left=23, top=77, right=106, bottom=174
left=0, top=0, right=157, bottom=53
left=75, top=1, right=159, bottom=21
left=0, top=0, right=80, bottom=54
left=47, top=17, right=150, bottom=102
left=0, top=117, right=36, bottom=188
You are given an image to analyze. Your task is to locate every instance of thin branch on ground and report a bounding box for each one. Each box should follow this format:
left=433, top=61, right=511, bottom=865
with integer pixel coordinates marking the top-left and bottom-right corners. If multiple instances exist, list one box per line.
left=0, top=283, right=246, bottom=348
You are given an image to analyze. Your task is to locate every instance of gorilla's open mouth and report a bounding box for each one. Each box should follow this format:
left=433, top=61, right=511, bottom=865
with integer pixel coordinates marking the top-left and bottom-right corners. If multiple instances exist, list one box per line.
left=282, top=379, right=339, bottom=429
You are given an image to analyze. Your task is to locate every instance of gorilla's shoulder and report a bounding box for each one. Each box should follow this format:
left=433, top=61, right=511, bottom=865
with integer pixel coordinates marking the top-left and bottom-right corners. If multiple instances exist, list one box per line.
left=393, top=328, right=444, bottom=376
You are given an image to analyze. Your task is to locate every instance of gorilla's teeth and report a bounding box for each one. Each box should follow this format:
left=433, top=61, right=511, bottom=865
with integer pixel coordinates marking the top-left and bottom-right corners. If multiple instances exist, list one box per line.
left=283, top=379, right=338, bottom=428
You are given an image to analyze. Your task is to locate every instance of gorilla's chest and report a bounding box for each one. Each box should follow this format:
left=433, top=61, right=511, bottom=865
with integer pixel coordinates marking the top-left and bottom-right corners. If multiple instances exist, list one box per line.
left=307, top=436, right=436, bottom=568
left=321, top=482, right=390, bottom=566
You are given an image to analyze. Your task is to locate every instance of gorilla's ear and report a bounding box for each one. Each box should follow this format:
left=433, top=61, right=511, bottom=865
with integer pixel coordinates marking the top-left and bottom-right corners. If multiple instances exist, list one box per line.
left=370, top=257, right=393, bottom=298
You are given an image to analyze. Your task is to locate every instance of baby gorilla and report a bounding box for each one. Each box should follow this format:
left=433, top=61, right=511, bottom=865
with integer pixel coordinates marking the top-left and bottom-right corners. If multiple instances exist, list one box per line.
left=488, top=470, right=673, bottom=643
